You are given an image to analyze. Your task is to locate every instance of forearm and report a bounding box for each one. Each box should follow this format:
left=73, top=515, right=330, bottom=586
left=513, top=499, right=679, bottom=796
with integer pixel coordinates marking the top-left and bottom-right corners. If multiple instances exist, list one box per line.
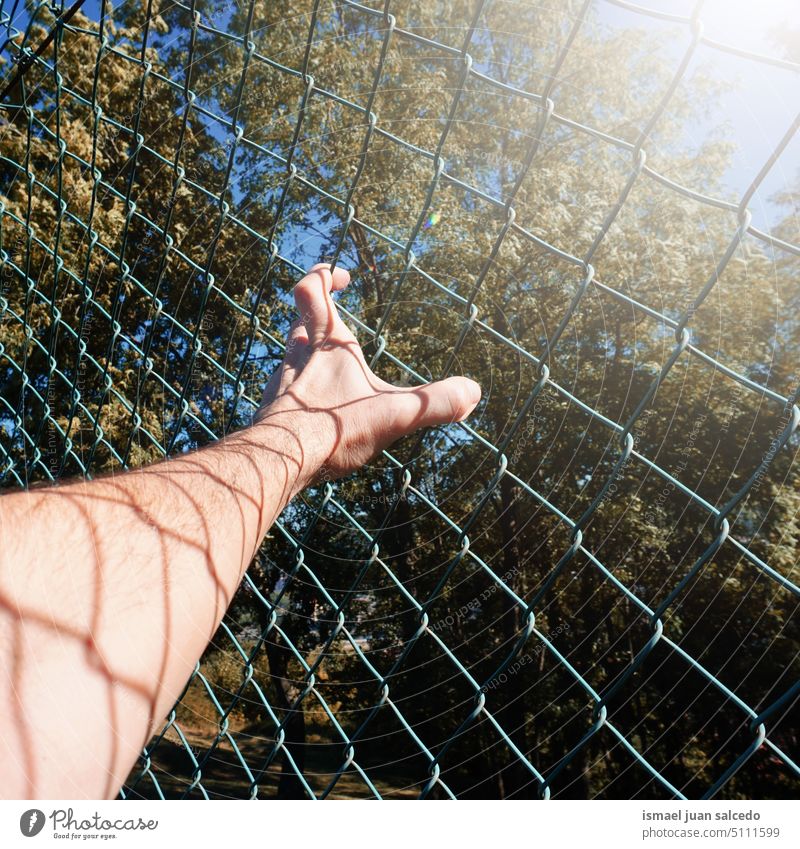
left=0, top=262, right=479, bottom=800
left=0, top=411, right=313, bottom=799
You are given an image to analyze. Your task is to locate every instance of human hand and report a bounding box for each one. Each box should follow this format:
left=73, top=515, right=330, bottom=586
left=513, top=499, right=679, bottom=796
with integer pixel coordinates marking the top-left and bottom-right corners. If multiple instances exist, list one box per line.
left=257, top=263, right=481, bottom=491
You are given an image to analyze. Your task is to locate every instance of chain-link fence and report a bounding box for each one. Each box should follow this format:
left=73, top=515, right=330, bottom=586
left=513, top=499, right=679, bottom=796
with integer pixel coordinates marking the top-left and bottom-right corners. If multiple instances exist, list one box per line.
left=1, top=0, right=798, bottom=799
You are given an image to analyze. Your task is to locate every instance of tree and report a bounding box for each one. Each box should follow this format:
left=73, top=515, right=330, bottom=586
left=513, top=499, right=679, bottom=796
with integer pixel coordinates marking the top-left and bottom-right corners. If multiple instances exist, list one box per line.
left=1, top=0, right=797, bottom=798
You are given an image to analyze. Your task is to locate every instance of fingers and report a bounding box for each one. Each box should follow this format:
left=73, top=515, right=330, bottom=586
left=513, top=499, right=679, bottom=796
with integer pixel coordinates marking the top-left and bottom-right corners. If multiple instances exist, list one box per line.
left=285, top=318, right=310, bottom=356
left=399, top=376, right=482, bottom=432
left=260, top=320, right=311, bottom=407
left=281, top=319, right=311, bottom=381
left=293, top=263, right=351, bottom=347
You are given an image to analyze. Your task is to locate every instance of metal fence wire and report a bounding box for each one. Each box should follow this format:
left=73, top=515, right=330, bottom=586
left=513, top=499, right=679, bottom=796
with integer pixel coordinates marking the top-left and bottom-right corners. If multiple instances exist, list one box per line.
left=1, top=0, right=799, bottom=799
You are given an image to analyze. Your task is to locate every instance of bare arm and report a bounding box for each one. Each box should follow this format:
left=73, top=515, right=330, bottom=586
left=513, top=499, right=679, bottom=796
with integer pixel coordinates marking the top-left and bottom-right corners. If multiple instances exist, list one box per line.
left=0, top=264, right=480, bottom=799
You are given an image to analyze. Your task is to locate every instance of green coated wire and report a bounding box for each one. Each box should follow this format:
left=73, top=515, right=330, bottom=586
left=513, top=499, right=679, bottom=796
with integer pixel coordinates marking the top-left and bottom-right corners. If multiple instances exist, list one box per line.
left=0, top=0, right=798, bottom=800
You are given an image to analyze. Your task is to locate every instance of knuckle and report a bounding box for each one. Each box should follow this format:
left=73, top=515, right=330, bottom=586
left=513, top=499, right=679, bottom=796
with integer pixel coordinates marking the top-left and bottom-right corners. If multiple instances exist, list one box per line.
left=293, top=278, right=312, bottom=297
left=450, top=385, right=467, bottom=420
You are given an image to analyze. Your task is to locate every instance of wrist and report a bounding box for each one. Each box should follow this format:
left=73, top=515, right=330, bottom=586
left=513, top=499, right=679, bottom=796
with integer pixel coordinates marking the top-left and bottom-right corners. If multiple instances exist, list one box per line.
left=252, top=399, right=335, bottom=497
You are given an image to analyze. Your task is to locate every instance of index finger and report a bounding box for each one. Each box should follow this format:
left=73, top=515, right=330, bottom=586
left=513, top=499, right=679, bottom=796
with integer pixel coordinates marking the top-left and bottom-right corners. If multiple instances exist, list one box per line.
left=293, top=263, right=351, bottom=346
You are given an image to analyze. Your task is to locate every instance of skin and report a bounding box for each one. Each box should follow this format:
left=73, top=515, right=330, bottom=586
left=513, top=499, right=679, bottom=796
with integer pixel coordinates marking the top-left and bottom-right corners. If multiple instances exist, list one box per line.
left=0, top=264, right=481, bottom=799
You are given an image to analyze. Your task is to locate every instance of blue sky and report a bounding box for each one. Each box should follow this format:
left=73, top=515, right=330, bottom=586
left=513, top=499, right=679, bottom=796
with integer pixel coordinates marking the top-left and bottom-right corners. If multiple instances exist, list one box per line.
left=595, top=0, right=798, bottom=234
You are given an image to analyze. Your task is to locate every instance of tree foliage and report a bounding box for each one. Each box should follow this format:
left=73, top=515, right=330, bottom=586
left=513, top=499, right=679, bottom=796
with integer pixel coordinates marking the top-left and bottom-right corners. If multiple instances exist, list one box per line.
left=1, top=0, right=798, bottom=798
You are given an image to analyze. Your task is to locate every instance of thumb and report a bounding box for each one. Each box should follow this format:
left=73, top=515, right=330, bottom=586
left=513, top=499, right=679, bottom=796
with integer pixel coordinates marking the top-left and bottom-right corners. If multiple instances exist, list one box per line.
left=402, top=376, right=481, bottom=431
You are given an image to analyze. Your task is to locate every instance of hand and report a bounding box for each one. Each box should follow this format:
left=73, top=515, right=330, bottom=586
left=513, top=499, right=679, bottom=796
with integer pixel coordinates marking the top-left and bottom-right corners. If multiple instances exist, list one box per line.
left=256, top=263, right=481, bottom=491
